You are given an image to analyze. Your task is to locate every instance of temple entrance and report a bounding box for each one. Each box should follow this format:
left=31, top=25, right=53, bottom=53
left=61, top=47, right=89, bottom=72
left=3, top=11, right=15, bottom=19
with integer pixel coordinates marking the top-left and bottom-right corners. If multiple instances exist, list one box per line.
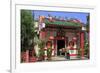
left=57, top=40, right=65, bottom=56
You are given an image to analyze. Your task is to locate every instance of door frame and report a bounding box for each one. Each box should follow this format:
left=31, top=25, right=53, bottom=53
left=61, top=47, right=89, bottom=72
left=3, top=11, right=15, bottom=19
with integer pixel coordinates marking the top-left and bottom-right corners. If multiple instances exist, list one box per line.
left=54, top=37, right=68, bottom=56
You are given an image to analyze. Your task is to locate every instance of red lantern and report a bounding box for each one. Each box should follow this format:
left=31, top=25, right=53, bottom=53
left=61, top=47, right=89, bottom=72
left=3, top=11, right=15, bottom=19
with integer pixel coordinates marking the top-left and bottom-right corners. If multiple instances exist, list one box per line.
left=49, top=36, right=54, bottom=40
left=72, top=37, right=77, bottom=41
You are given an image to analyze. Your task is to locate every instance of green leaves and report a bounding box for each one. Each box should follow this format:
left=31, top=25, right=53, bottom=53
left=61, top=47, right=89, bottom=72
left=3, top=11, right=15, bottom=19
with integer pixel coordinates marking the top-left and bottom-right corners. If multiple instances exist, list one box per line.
left=47, top=47, right=52, bottom=58
left=38, top=40, right=45, bottom=49
left=86, top=15, right=89, bottom=32
left=21, top=10, right=34, bottom=51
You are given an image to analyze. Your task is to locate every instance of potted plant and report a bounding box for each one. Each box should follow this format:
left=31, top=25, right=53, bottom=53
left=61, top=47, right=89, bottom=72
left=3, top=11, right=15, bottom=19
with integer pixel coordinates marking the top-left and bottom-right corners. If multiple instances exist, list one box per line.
left=77, top=48, right=82, bottom=58
left=84, top=42, right=89, bottom=58
left=38, top=40, right=45, bottom=61
left=38, top=48, right=44, bottom=61
left=47, top=47, right=52, bottom=61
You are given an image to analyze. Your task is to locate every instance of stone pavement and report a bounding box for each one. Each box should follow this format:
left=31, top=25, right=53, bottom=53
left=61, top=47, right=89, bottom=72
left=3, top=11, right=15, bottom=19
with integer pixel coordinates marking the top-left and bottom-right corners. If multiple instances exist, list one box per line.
left=51, top=56, right=67, bottom=61
left=51, top=56, right=88, bottom=61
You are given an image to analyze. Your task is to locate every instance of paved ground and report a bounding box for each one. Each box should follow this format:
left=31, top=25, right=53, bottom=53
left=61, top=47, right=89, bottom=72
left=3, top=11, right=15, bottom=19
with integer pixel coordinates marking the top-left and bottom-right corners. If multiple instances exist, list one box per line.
left=51, top=56, right=67, bottom=61
left=51, top=56, right=88, bottom=61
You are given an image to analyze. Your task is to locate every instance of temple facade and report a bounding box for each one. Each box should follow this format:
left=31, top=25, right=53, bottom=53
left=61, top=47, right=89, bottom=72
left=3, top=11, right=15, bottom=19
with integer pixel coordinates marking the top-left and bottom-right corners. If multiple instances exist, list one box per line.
left=34, top=16, right=88, bottom=59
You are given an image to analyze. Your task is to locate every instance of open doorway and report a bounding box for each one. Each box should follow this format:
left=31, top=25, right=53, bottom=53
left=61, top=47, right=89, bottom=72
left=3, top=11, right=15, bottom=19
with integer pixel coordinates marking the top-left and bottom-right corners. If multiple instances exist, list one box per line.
left=57, top=40, right=65, bottom=56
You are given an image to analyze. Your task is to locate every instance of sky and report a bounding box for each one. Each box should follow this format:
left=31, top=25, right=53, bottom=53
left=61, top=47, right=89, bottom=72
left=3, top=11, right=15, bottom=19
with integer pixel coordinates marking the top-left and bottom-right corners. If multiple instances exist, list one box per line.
left=32, top=10, right=89, bottom=24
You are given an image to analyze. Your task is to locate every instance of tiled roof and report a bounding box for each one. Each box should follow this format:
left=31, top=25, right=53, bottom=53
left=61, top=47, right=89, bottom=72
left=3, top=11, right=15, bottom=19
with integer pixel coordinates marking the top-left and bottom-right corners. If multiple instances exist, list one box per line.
left=44, top=20, right=81, bottom=27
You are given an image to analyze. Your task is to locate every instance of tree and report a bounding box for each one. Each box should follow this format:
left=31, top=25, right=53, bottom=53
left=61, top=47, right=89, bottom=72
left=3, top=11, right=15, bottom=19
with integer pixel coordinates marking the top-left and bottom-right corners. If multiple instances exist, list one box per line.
left=86, top=15, right=89, bottom=32
left=21, top=10, right=34, bottom=51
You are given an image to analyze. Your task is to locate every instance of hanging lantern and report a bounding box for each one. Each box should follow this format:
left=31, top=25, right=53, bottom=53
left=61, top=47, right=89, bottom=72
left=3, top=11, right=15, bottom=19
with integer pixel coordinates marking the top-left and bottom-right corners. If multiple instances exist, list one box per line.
left=62, top=37, right=64, bottom=39
left=49, top=36, right=54, bottom=40
left=73, top=37, right=77, bottom=41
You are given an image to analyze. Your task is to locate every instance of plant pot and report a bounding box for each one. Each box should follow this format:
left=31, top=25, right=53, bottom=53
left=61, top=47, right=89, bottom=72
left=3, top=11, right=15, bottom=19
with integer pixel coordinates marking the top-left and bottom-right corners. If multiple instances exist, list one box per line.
left=26, top=50, right=29, bottom=62
left=21, top=50, right=29, bottom=63
left=29, top=57, right=37, bottom=62
left=47, top=57, right=52, bottom=61
left=38, top=56, right=44, bottom=61
left=21, top=51, right=26, bottom=63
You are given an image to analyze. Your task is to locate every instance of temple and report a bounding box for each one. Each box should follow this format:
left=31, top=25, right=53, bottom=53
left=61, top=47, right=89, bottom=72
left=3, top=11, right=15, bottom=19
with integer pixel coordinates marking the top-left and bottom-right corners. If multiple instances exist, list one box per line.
left=34, top=15, right=88, bottom=59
